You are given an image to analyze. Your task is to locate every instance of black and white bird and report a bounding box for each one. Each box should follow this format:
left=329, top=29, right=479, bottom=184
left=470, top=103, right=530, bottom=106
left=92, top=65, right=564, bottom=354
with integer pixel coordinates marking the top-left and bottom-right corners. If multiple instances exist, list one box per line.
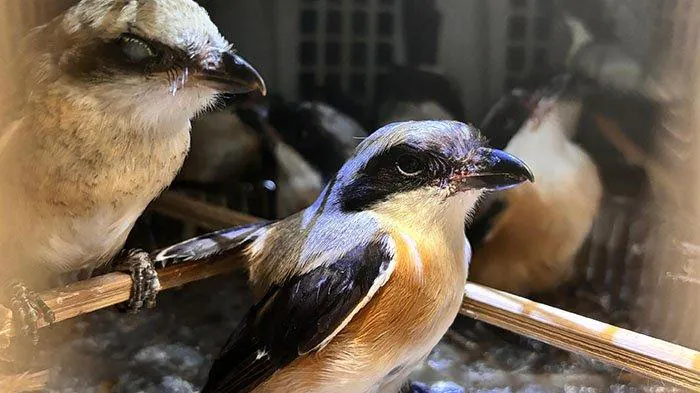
left=236, top=98, right=326, bottom=219
left=154, top=121, right=534, bottom=393
left=0, top=0, right=265, bottom=344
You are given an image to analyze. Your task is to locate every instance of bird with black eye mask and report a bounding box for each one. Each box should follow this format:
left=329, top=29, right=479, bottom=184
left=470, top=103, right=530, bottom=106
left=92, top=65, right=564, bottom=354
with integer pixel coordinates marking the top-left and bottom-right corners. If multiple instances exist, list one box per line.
left=153, top=120, right=534, bottom=393
left=0, top=0, right=265, bottom=348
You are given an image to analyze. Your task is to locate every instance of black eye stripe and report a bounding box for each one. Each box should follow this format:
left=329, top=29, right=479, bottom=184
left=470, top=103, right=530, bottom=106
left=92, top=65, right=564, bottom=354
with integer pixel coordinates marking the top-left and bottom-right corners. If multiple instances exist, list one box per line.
left=339, top=143, right=451, bottom=212
left=63, top=32, right=196, bottom=80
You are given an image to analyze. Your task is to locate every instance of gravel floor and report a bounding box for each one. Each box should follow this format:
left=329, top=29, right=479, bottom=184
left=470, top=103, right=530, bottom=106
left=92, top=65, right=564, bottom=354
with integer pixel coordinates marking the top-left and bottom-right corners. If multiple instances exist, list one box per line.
left=21, top=271, right=688, bottom=393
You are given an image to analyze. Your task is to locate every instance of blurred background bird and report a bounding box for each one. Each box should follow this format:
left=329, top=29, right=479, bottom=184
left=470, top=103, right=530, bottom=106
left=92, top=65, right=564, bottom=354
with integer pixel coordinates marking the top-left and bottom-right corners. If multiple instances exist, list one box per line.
left=467, top=75, right=603, bottom=296
left=0, top=0, right=265, bottom=346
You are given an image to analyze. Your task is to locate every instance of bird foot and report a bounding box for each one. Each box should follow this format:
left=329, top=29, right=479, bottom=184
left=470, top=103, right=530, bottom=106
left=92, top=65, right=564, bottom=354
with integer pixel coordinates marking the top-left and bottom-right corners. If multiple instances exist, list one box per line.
left=113, top=249, right=161, bottom=313
left=401, top=381, right=431, bottom=393
left=6, top=281, right=55, bottom=346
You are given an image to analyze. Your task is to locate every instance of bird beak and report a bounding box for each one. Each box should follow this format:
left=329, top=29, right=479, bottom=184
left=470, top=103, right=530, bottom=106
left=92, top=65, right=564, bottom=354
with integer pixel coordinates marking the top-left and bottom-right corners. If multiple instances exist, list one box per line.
left=451, top=148, right=534, bottom=192
left=201, top=52, right=267, bottom=96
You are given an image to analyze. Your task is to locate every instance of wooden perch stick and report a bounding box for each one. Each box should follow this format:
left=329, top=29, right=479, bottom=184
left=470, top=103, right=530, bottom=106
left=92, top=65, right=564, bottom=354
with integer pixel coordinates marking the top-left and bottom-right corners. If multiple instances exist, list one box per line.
left=462, top=284, right=700, bottom=392
left=0, top=256, right=244, bottom=339
left=1, top=192, right=698, bottom=391
left=593, top=115, right=677, bottom=198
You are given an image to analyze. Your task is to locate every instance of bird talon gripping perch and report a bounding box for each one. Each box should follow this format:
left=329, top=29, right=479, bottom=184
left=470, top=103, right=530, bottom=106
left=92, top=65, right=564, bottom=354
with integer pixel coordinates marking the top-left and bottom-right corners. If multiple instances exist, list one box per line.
left=114, top=250, right=161, bottom=313
left=7, top=281, right=55, bottom=346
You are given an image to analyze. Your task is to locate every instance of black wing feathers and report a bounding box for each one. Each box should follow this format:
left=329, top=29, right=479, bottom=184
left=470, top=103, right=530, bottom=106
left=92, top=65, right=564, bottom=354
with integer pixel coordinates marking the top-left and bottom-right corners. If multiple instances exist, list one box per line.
left=202, top=235, right=394, bottom=393
left=152, top=221, right=270, bottom=266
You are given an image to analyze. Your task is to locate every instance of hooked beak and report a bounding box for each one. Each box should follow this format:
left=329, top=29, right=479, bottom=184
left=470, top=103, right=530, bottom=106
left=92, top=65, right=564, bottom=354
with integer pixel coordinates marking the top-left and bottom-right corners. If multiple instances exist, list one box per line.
left=201, top=52, right=267, bottom=96
left=451, top=147, right=534, bottom=192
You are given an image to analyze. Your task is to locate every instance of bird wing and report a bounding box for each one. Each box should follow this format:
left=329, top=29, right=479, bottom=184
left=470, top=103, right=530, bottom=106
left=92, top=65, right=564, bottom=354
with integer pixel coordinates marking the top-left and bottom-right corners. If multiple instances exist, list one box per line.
left=202, top=233, right=397, bottom=393
left=151, top=221, right=271, bottom=266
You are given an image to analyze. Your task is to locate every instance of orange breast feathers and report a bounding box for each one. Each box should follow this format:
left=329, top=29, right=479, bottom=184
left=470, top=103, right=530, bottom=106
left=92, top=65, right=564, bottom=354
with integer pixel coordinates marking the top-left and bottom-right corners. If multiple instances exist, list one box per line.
left=320, top=231, right=466, bottom=369
left=255, top=231, right=468, bottom=391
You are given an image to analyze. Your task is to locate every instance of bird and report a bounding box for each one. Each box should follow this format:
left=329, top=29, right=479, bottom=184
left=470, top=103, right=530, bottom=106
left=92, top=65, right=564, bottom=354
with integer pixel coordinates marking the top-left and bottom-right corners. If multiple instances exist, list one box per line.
left=376, top=66, right=464, bottom=125
left=236, top=98, right=325, bottom=219
left=266, top=99, right=368, bottom=182
left=550, top=5, right=661, bottom=100
left=478, top=87, right=533, bottom=151
left=154, top=120, right=534, bottom=393
left=0, top=0, right=265, bottom=345
left=179, top=109, right=263, bottom=186
left=466, top=75, right=603, bottom=296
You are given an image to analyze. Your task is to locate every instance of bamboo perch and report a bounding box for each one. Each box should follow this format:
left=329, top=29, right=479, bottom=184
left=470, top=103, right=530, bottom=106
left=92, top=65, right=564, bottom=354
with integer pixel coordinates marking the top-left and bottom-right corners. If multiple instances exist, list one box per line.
left=593, top=114, right=680, bottom=204
left=0, top=256, right=244, bottom=338
left=0, top=193, right=698, bottom=391
left=0, top=265, right=698, bottom=391
left=462, top=284, right=700, bottom=392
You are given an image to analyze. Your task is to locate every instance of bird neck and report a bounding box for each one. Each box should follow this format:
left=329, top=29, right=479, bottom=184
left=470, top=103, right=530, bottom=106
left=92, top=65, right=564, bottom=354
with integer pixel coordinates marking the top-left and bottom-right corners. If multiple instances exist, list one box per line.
left=1, top=91, right=191, bottom=215
left=371, top=190, right=477, bottom=249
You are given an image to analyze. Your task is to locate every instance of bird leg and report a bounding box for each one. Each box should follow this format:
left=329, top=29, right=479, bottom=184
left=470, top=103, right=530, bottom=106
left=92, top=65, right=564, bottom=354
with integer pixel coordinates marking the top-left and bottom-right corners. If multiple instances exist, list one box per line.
left=112, top=249, right=161, bottom=313
left=6, top=281, right=55, bottom=346
left=400, top=381, right=431, bottom=393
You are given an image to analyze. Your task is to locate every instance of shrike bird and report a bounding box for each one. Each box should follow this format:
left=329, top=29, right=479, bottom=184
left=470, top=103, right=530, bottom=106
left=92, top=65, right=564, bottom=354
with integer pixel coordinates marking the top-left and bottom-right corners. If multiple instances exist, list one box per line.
left=0, top=0, right=265, bottom=344
left=266, top=99, right=368, bottom=182
left=467, top=76, right=602, bottom=296
left=155, top=121, right=534, bottom=393
left=236, top=100, right=325, bottom=219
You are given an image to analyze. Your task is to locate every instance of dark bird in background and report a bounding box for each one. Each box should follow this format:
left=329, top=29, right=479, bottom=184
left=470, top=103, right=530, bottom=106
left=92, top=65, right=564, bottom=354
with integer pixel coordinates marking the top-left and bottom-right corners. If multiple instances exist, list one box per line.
left=0, top=0, right=265, bottom=345
left=376, top=66, right=465, bottom=124
left=236, top=98, right=325, bottom=218
left=155, top=121, right=534, bottom=393
left=549, top=2, right=668, bottom=199
left=478, top=88, right=533, bottom=151
left=549, top=0, right=647, bottom=95
left=264, top=97, right=368, bottom=182
left=467, top=75, right=602, bottom=296
left=180, top=108, right=263, bottom=187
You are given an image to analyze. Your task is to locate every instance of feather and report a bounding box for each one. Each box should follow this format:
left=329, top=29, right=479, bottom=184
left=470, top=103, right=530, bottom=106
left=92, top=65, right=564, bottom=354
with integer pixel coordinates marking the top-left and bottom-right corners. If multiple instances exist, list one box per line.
left=202, top=234, right=396, bottom=393
left=152, top=221, right=270, bottom=266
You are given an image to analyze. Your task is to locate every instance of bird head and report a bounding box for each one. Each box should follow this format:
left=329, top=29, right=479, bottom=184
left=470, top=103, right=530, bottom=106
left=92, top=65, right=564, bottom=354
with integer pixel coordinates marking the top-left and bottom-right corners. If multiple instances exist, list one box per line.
left=524, top=74, right=582, bottom=133
left=20, top=0, right=265, bottom=124
left=333, top=121, right=533, bottom=225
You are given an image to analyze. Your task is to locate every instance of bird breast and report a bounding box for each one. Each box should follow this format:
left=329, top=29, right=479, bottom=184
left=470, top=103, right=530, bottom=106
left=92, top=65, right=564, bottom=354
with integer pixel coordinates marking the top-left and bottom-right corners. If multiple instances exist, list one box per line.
left=0, top=109, right=191, bottom=274
left=263, top=230, right=469, bottom=393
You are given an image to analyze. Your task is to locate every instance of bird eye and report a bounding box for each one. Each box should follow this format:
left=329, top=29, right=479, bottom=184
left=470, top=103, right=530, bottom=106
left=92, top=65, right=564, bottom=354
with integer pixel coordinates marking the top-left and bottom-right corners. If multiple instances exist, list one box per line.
left=119, top=34, right=156, bottom=63
left=396, top=155, right=424, bottom=176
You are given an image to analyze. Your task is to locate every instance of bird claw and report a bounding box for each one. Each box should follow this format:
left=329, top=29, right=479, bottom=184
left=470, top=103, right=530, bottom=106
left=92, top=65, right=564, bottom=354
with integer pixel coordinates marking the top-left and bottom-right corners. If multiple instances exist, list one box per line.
left=401, top=381, right=431, bottom=393
left=114, top=249, right=161, bottom=313
left=7, top=281, right=55, bottom=346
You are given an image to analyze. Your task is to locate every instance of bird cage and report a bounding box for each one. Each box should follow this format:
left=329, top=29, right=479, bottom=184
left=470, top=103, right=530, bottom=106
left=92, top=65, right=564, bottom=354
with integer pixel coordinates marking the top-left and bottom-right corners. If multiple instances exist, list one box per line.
left=3, top=1, right=700, bottom=391
left=292, top=0, right=404, bottom=102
